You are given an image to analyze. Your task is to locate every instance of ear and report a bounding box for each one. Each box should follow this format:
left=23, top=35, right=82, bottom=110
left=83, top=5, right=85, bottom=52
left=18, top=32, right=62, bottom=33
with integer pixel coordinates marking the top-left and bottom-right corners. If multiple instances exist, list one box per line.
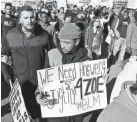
left=75, top=39, right=80, bottom=46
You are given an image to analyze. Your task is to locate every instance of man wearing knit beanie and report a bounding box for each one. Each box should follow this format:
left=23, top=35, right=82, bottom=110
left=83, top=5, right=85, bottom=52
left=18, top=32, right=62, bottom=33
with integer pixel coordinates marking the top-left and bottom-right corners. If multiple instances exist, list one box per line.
left=36, top=23, right=91, bottom=122
left=49, top=23, right=91, bottom=64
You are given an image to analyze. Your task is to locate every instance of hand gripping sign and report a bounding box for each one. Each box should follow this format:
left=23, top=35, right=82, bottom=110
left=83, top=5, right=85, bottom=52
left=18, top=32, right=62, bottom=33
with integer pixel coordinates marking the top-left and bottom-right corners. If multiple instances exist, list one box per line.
left=9, top=79, right=30, bottom=122
left=37, top=59, right=108, bottom=118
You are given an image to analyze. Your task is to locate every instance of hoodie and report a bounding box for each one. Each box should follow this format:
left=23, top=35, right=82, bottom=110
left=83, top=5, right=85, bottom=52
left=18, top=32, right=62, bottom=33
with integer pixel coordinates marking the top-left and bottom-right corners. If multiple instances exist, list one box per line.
left=110, top=59, right=137, bottom=103
left=97, top=81, right=137, bottom=122
left=1, top=24, right=55, bottom=86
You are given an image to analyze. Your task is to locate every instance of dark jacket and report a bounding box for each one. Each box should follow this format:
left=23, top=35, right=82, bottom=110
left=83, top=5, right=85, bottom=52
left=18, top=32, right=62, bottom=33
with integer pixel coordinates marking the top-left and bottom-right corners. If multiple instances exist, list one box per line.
left=1, top=24, right=55, bottom=86
left=119, top=17, right=130, bottom=38
left=1, top=15, right=17, bottom=36
left=48, top=16, right=64, bottom=32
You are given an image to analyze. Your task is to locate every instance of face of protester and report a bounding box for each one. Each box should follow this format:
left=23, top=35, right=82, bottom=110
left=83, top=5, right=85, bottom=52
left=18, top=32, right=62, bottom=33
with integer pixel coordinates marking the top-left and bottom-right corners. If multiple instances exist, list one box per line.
left=123, top=12, right=129, bottom=19
left=130, top=17, right=135, bottom=23
left=129, top=12, right=133, bottom=18
left=103, top=7, right=106, bottom=13
left=51, top=12, right=56, bottom=18
left=60, top=8, right=64, bottom=14
left=114, top=7, right=121, bottom=15
left=91, top=11, right=94, bottom=15
left=60, top=39, right=79, bottom=54
left=65, top=16, right=72, bottom=23
left=20, top=11, right=35, bottom=32
left=41, top=13, right=48, bottom=23
left=5, top=6, right=12, bottom=16
left=74, top=7, right=78, bottom=11
left=94, top=19, right=100, bottom=27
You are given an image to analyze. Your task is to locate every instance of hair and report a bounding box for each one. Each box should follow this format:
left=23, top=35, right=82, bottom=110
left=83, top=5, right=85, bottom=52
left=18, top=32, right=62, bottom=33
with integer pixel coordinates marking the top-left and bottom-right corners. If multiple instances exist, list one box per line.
left=18, top=6, right=34, bottom=18
left=94, top=9, right=102, bottom=17
left=5, top=3, right=12, bottom=8
left=40, top=1, right=44, bottom=4
left=74, top=5, right=77, bottom=8
left=123, top=9, right=129, bottom=15
left=60, top=7, right=64, bottom=11
left=102, top=6, right=107, bottom=9
left=40, top=11, right=48, bottom=17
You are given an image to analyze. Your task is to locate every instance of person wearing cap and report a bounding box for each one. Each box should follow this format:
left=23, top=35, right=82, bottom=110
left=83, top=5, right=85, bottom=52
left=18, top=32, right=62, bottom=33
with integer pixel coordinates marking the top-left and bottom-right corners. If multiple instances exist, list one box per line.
left=97, top=80, right=137, bottom=122
left=36, top=23, right=91, bottom=122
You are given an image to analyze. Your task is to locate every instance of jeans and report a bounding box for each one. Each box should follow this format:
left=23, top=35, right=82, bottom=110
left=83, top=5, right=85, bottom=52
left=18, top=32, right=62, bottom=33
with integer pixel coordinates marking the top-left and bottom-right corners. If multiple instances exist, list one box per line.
left=113, top=37, right=126, bottom=61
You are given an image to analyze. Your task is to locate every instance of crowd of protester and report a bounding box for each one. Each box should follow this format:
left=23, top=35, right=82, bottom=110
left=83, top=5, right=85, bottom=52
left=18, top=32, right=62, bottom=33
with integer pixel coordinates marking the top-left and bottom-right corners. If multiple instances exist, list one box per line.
left=1, top=1, right=137, bottom=122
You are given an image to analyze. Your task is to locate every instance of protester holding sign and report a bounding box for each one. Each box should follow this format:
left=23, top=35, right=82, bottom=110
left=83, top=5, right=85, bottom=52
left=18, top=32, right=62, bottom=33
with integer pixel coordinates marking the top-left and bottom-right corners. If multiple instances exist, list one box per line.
left=1, top=5, right=55, bottom=122
left=36, top=23, right=91, bottom=122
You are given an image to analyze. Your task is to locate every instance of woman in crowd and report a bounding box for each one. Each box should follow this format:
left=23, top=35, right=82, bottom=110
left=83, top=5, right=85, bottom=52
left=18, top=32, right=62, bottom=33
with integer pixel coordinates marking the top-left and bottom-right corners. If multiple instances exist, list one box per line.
left=126, top=11, right=137, bottom=57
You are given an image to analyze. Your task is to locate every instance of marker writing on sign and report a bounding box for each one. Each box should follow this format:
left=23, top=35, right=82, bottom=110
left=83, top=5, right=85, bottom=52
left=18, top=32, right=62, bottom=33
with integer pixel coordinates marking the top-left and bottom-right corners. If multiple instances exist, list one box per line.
left=45, top=76, right=104, bottom=113
left=38, top=68, right=54, bottom=84
left=58, top=63, right=77, bottom=81
left=79, top=61, right=106, bottom=77
left=75, top=76, right=104, bottom=99
left=10, top=89, right=22, bottom=117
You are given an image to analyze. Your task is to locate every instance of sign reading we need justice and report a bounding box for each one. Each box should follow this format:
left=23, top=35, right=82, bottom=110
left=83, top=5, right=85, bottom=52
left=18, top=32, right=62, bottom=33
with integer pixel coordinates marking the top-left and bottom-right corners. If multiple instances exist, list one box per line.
left=37, top=59, right=108, bottom=118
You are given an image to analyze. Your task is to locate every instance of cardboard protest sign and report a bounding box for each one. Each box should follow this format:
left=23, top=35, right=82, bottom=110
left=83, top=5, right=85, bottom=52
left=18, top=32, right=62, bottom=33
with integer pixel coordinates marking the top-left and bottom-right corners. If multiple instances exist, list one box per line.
left=37, top=59, right=108, bottom=118
left=127, top=0, right=137, bottom=9
left=100, top=0, right=113, bottom=7
left=9, top=79, right=30, bottom=122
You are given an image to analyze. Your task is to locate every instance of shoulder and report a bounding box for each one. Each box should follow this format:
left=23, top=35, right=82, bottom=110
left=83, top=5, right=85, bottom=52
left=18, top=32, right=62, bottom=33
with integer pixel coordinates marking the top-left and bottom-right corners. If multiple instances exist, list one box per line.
left=97, top=102, right=122, bottom=122
left=48, top=48, right=60, bottom=56
left=6, top=27, right=18, bottom=37
left=35, top=24, right=50, bottom=36
left=48, top=48, right=62, bottom=67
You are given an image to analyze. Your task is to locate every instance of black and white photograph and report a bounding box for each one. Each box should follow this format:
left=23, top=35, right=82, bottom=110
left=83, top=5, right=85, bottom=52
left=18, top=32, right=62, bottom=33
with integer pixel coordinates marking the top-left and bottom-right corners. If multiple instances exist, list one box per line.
left=1, top=0, right=137, bottom=122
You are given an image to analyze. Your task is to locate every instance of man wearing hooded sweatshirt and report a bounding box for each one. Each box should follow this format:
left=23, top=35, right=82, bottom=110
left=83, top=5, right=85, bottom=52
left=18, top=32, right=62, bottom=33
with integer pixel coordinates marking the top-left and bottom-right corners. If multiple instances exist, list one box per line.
left=36, top=23, right=91, bottom=122
left=1, top=6, right=55, bottom=121
left=97, top=80, right=137, bottom=122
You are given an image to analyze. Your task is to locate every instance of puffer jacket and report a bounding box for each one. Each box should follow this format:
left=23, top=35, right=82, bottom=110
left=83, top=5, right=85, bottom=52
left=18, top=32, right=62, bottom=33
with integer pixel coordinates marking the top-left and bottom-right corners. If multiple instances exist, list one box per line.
left=1, top=24, right=55, bottom=86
